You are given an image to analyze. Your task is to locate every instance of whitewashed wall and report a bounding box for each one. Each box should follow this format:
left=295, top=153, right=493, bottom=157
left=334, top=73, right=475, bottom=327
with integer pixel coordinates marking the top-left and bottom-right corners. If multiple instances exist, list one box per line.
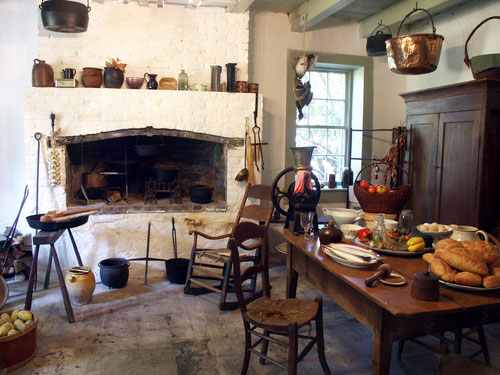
left=22, top=1, right=256, bottom=280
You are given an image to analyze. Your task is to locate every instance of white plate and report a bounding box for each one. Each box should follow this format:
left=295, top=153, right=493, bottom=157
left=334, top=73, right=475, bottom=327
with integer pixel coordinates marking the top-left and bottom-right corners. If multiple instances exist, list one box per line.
left=439, top=279, right=500, bottom=292
left=352, top=237, right=433, bottom=257
left=322, top=243, right=379, bottom=269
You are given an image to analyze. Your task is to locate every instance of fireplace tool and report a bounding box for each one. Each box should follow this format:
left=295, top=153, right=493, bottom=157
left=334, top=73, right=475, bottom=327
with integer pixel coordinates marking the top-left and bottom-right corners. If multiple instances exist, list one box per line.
left=271, top=147, right=321, bottom=235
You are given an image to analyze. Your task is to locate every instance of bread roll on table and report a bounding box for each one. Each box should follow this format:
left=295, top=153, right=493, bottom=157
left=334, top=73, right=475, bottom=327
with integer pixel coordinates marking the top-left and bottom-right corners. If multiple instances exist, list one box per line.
left=483, top=275, right=500, bottom=288
left=430, top=258, right=457, bottom=282
left=454, top=271, right=483, bottom=287
left=462, top=240, right=499, bottom=264
left=439, top=248, right=489, bottom=276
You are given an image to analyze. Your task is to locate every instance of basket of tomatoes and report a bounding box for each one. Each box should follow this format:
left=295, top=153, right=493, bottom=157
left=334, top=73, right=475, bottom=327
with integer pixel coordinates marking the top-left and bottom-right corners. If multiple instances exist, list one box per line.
left=353, top=161, right=412, bottom=214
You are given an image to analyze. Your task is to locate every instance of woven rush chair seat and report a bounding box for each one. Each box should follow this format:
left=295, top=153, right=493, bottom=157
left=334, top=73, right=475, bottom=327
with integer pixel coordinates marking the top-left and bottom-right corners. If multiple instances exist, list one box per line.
left=246, top=298, right=319, bottom=329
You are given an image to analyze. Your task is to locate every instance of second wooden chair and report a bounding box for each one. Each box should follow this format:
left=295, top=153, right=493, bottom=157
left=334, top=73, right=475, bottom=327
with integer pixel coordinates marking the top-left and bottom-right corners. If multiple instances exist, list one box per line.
left=183, top=183, right=274, bottom=311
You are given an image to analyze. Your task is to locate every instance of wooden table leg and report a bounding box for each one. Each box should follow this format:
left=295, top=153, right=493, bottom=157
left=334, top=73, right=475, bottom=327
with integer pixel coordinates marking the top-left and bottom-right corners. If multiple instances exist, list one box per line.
left=24, top=244, right=40, bottom=311
left=50, top=245, right=75, bottom=323
left=67, top=228, right=83, bottom=266
left=43, top=250, right=53, bottom=290
left=372, top=309, right=393, bottom=375
left=286, top=243, right=298, bottom=299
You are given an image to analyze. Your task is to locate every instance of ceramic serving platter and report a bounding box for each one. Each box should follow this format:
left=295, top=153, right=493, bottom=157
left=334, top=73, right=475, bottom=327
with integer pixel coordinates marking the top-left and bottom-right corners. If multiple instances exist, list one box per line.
left=322, top=243, right=380, bottom=269
left=352, top=237, right=433, bottom=257
left=438, top=279, right=500, bottom=292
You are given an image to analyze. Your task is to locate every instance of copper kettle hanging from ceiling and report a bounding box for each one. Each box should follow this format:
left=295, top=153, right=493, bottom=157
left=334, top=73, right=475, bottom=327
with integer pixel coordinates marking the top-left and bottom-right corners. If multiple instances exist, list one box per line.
left=39, top=0, right=91, bottom=33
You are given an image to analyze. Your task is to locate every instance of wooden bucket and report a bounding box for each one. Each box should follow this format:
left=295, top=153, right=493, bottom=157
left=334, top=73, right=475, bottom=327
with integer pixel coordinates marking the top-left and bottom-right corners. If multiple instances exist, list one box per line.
left=0, top=310, right=38, bottom=371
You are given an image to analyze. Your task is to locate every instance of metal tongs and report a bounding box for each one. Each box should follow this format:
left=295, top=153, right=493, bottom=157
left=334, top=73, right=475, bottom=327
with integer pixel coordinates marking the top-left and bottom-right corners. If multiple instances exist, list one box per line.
left=252, top=92, right=264, bottom=171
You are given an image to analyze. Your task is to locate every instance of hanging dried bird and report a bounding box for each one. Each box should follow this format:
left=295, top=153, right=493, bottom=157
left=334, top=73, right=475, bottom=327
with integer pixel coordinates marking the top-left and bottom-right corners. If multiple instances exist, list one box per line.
left=293, top=53, right=317, bottom=120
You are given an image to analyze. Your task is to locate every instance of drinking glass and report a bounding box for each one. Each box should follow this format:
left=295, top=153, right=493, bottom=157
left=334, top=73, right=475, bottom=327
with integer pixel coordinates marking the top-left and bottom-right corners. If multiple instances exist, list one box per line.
left=300, top=211, right=314, bottom=240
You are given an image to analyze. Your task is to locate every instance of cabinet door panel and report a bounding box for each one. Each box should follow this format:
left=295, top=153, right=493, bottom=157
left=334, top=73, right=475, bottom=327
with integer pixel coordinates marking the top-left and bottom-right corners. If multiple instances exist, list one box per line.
left=436, top=111, right=480, bottom=225
left=406, top=114, right=438, bottom=225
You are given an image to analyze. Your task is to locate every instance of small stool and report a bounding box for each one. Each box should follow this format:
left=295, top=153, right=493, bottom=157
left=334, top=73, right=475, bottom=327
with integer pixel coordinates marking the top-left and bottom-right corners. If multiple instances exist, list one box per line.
left=24, top=229, right=84, bottom=323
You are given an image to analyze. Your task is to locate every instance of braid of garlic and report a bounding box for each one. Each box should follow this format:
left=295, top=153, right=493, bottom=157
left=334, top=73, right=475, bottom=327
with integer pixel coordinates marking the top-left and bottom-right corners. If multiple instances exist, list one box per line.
left=49, top=134, right=61, bottom=186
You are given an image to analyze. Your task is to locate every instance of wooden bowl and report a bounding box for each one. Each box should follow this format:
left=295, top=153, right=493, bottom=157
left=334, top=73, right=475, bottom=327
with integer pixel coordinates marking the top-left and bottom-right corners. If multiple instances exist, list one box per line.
left=0, top=276, right=8, bottom=309
left=0, top=310, right=38, bottom=371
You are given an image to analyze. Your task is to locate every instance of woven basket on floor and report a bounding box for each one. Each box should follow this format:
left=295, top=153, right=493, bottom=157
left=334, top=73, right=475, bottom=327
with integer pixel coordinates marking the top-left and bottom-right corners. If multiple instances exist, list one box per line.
left=464, top=16, right=500, bottom=80
left=353, top=161, right=412, bottom=214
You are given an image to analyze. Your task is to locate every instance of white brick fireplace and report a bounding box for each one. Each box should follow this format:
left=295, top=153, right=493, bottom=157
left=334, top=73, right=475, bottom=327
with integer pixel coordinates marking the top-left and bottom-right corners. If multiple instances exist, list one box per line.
left=23, top=1, right=261, bottom=279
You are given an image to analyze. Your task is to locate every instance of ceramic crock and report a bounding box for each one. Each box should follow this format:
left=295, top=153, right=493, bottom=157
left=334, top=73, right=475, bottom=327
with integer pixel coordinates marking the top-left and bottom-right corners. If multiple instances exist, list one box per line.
left=65, top=266, right=96, bottom=305
left=449, top=225, right=489, bottom=242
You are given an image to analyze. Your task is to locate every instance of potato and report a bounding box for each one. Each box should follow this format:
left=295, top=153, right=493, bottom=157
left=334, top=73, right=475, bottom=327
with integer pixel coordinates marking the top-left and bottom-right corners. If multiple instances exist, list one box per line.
left=0, top=326, right=10, bottom=336
left=11, top=309, right=19, bottom=320
left=0, top=313, right=10, bottom=320
left=25, top=319, right=34, bottom=327
left=14, top=319, right=25, bottom=332
left=1, top=322, right=14, bottom=331
left=0, top=316, right=12, bottom=326
left=7, top=329, right=18, bottom=336
left=18, top=310, right=32, bottom=321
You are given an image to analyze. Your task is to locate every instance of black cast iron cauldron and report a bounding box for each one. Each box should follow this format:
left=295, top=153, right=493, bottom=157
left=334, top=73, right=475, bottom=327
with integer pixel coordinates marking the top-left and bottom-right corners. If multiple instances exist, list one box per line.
left=40, top=0, right=91, bottom=33
left=98, top=258, right=129, bottom=289
left=189, top=185, right=212, bottom=204
left=366, top=24, right=392, bottom=57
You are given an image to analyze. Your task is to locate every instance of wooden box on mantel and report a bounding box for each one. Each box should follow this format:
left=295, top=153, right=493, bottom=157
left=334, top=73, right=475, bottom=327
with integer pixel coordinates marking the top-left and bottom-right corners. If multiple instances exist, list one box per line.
left=401, top=79, right=500, bottom=234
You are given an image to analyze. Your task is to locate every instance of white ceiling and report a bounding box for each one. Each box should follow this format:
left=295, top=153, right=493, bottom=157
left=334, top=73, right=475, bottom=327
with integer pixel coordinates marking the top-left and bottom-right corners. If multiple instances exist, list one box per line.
left=116, top=0, right=471, bottom=37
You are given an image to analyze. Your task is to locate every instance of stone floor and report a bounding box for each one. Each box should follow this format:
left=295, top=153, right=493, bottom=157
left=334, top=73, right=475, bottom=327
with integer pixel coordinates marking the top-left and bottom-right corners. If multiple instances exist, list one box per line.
left=3, top=256, right=500, bottom=375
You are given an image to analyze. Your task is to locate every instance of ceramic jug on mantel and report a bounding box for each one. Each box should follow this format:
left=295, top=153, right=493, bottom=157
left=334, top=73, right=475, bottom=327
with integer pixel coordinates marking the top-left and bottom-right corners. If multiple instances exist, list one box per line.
left=32, top=59, right=54, bottom=87
left=449, top=224, right=488, bottom=242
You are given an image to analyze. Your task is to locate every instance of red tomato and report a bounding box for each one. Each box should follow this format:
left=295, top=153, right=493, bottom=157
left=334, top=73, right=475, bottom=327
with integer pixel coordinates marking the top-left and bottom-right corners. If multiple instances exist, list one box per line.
left=358, top=228, right=373, bottom=242
left=368, top=186, right=377, bottom=194
left=360, top=180, right=369, bottom=190
left=376, top=185, right=388, bottom=194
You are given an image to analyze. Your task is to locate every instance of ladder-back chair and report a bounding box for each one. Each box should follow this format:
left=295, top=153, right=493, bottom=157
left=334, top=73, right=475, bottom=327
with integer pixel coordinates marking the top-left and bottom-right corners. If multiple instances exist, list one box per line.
left=184, top=183, right=274, bottom=311
left=229, top=221, right=331, bottom=375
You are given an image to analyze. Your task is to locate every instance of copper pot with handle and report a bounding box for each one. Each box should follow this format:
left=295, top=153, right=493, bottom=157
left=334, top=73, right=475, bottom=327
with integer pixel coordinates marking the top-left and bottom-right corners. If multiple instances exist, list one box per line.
left=385, top=8, right=444, bottom=75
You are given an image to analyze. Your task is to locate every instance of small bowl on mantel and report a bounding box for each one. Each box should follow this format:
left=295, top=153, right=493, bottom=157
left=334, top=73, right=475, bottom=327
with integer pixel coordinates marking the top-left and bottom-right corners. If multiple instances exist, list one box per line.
left=126, top=77, right=144, bottom=89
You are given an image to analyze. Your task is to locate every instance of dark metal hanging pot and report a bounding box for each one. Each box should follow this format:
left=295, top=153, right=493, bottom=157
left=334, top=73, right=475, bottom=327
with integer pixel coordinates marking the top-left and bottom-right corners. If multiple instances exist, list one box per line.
left=39, top=0, right=91, bottom=33
left=366, top=24, right=392, bottom=57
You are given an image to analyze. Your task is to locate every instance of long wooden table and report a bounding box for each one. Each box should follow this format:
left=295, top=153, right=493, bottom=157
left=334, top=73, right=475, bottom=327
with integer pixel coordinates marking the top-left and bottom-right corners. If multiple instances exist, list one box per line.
left=274, top=226, right=500, bottom=375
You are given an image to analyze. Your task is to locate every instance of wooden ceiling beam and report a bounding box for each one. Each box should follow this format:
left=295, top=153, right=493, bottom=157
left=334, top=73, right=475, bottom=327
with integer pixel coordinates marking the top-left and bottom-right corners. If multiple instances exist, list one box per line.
left=359, top=0, right=470, bottom=38
left=289, top=0, right=355, bottom=32
left=226, top=0, right=254, bottom=13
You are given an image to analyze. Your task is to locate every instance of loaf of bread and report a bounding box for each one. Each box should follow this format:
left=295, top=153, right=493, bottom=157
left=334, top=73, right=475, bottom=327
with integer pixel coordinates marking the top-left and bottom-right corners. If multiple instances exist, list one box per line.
left=454, top=271, right=483, bottom=287
left=430, top=258, right=457, bottom=282
left=422, top=253, right=435, bottom=264
left=434, top=239, right=463, bottom=258
left=483, top=275, right=500, bottom=288
left=439, top=248, right=489, bottom=276
left=492, top=267, right=500, bottom=277
left=435, top=239, right=463, bottom=252
left=462, top=241, right=499, bottom=264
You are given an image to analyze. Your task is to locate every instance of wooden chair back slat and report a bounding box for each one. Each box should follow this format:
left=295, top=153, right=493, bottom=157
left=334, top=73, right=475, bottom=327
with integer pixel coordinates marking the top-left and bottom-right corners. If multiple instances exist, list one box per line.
left=229, top=222, right=271, bottom=312
left=234, top=184, right=274, bottom=229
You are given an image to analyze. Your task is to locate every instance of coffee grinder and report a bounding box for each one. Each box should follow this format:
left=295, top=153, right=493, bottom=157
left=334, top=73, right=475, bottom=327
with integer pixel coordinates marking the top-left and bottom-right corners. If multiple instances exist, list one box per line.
left=271, top=147, right=321, bottom=235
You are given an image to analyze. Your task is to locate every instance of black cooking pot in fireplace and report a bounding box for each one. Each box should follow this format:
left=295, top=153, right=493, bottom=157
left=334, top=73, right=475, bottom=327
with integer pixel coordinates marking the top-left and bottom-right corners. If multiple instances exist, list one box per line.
left=189, top=185, right=212, bottom=204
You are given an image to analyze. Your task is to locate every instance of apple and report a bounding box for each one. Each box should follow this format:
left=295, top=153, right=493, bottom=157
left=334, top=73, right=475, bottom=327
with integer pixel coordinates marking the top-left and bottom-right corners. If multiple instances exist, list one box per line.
left=360, top=180, right=369, bottom=190
left=368, top=186, right=377, bottom=194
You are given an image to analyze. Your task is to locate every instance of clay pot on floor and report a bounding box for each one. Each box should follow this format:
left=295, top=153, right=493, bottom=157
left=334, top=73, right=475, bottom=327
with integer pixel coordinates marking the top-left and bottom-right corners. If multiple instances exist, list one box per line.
left=65, top=266, right=96, bottom=305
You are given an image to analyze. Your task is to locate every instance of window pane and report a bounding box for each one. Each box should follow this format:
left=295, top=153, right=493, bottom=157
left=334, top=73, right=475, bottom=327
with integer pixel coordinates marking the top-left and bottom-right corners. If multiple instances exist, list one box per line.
left=309, top=128, right=327, bottom=154
left=326, top=101, right=344, bottom=127
left=328, top=73, right=346, bottom=99
left=309, top=71, right=327, bottom=99
left=308, top=100, right=326, bottom=126
left=327, top=129, right=345, bottom=154
left=296, top=128, right=310, bottom=147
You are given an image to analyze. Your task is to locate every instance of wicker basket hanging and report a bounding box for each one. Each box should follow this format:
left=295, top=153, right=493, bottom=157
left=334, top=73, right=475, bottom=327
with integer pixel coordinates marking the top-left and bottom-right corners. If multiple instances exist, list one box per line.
left=464, top=16, right=500, bottom=80
left=353, top=161, right=412, bottom=214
